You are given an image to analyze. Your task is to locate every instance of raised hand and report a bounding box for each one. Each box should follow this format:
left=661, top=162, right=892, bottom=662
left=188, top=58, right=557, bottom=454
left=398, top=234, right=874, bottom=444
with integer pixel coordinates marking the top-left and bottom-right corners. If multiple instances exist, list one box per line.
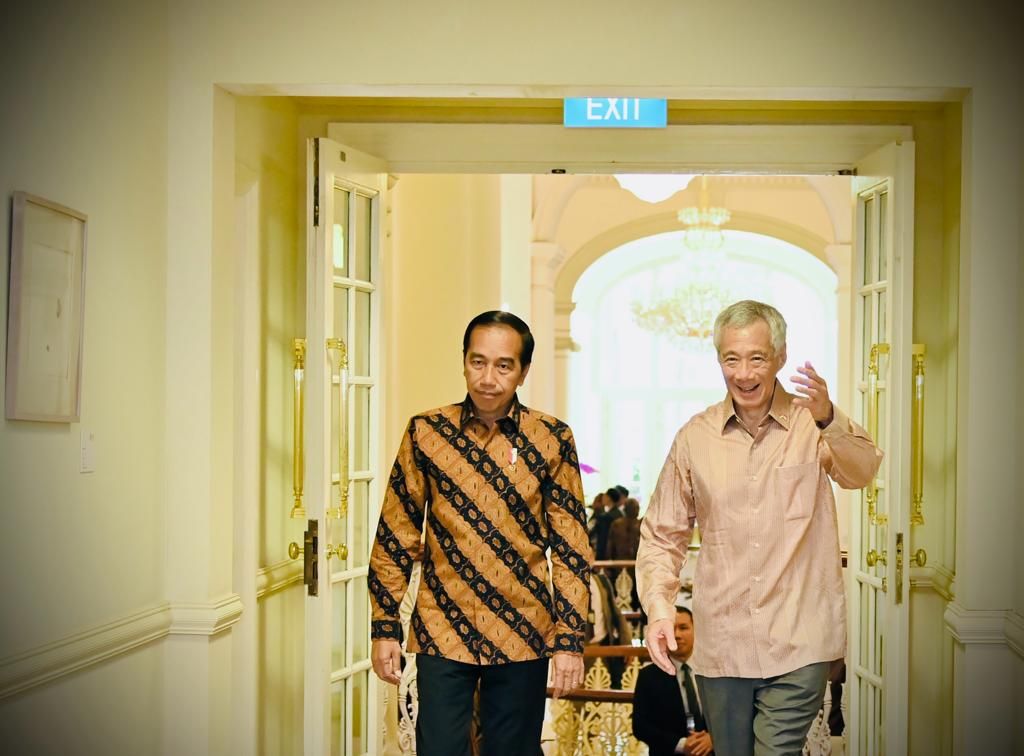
left=790, top=361, right=834, bottom=426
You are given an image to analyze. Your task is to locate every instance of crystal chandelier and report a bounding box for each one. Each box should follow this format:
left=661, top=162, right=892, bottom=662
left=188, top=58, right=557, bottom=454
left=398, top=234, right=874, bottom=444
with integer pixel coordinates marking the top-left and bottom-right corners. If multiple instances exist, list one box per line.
left=678, top=176, right=730, bottom=251
left=632, top=177, right=732, bottom=348
left=631, top=280, right=729, bottom=343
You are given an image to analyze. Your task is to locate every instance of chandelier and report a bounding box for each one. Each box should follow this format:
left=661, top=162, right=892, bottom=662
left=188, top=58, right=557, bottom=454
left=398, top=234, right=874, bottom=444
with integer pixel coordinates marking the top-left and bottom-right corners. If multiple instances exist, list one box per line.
left=631, top=176, right=732, bottom=348
left=678, top=175, right=730, bottom=251
left=631, top=280, right=729, bottom=343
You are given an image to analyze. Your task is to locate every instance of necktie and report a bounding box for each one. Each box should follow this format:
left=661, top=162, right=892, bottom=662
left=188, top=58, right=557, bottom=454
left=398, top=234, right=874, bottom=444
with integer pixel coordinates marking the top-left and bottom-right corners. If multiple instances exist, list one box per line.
left=680, top=663, right=704, bottom=733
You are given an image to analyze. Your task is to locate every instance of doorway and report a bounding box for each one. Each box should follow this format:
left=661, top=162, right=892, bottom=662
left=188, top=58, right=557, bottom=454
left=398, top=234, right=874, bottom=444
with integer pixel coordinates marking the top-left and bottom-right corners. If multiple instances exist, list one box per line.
left=233, top=104, right=927, bottom=754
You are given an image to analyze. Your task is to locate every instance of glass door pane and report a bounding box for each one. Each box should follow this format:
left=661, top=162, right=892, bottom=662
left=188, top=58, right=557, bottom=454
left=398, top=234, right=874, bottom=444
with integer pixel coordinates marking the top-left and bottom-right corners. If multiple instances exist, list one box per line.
left=333, top=187, right=350, bottom=277
left=331, top=177, right=380, bottom=756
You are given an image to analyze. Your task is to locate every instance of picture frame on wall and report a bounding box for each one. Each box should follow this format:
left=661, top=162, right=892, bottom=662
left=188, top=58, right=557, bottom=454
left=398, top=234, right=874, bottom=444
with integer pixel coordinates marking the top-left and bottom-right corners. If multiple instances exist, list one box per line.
left=5, top=191, right=87, bottom=422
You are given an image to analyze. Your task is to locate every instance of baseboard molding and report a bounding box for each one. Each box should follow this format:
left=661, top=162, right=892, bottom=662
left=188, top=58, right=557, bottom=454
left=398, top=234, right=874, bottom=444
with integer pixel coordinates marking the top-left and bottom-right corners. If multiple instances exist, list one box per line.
left=0, top=602, right=171, bottom=700
left=944, top=602, right=1013, bottom=647
left=256, top=559, right=303, bottom=600
left=1006, top=611, right=1024, bottom=660
left=168, top=594, right=243, bottom=636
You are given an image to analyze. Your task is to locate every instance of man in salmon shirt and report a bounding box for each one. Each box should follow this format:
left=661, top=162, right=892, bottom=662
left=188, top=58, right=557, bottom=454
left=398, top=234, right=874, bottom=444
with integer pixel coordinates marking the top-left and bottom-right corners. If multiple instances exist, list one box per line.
left=637, top=300, right=882, bottom=755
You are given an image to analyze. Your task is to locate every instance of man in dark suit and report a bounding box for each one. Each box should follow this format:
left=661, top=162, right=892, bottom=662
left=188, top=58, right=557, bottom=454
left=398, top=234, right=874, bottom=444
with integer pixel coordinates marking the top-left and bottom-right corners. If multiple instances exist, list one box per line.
left=632, top=606, right=713, bottom=756
left=594, top=487, right=624, bottom=560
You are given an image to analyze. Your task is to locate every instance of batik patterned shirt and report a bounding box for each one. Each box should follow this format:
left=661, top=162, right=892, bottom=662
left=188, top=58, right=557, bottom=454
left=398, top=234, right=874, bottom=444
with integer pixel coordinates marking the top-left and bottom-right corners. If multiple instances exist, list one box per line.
left=369, top=396, right=592, bottom=664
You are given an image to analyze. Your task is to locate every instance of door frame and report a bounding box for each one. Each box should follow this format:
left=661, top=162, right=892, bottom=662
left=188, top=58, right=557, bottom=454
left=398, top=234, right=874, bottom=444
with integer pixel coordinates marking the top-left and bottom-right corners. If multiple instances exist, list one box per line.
left=234, top=110, right=920, bottom=754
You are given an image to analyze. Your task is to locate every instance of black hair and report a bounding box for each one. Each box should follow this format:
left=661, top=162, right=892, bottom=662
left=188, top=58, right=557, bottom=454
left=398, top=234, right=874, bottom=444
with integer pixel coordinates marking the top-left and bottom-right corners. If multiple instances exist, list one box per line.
left=605, top=487, right=624, bottom=504
left=462, top=311, right=535, bottom=367
left=615, top=484, right=629, bottom=497
left=675, top=606, right=693, bottom=621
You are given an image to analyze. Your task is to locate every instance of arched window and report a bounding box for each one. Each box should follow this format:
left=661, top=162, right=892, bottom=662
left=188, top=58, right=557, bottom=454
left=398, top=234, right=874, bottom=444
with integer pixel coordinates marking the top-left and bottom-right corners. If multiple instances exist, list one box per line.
left=568, top=230, right=837, bottom=505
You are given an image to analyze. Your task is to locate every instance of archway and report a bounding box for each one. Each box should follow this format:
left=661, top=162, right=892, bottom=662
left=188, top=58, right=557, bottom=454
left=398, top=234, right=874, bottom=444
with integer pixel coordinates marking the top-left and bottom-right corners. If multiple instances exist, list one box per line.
left=565, top=229, right=839, bottom=503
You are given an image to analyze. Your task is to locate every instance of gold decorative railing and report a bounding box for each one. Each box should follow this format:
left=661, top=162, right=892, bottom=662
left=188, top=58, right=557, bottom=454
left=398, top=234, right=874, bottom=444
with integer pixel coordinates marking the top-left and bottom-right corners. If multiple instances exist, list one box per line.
left=548, top=646, right=647, bottom=756
left=592, top=560, right=642, bottom=641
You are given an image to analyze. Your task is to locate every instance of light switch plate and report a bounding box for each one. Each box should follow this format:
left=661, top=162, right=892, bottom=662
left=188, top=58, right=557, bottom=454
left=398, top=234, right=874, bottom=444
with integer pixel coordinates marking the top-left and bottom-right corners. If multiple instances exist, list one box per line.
left=80, top=429, right=95, bottom=473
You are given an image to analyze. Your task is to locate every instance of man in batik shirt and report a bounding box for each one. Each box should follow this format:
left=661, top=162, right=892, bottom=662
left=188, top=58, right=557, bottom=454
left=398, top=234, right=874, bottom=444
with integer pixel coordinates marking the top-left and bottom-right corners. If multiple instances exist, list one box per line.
left=369, top=310, right=592, bottom=756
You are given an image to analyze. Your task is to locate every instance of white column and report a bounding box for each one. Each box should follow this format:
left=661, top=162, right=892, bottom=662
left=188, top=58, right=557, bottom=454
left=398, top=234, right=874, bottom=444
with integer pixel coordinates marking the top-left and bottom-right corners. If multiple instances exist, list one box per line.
left=162, top=79, right=241, bottom=756
left=530, top=242, right=564, bottom=414
left=553, top=302, right=578, bottom=422
left=947, top=76, right=1022, bottom=754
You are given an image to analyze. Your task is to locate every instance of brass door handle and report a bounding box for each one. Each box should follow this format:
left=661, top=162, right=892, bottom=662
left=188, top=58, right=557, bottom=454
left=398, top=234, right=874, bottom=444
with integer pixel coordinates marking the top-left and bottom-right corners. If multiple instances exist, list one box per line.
left=866, top=548, right=887, bottom=567
left=912, top=548, right=927, bottom=567
left=289, top=521, right=319, bottom=596
left=326, top=543, right=349, bottom=560
left=866, top=343, right=890, bottom=525
left=326, top=338, right=349, bottom=520
left=911, top=345, right=926, bottom=525
left=290, top=339, right=306, bottom=519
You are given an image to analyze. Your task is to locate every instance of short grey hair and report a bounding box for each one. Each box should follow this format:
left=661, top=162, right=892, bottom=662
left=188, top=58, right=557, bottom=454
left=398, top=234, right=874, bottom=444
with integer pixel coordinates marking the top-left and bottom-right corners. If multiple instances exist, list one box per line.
left=713, top=300, right=787, bottom=355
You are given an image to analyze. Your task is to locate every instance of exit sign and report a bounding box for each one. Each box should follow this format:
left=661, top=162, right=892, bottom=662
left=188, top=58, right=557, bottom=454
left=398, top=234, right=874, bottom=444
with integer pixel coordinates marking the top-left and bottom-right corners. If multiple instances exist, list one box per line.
left=563, top=98, right=667, bottom=128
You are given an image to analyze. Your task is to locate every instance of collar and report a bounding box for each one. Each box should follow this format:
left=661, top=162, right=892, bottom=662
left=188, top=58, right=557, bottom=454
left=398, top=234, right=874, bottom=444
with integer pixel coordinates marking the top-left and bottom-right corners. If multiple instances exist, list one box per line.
left=671, top=657, right=692, bottom=674
left=720, top=380, right=794, bottom=434
left=458, top=393, right=524, bottom=431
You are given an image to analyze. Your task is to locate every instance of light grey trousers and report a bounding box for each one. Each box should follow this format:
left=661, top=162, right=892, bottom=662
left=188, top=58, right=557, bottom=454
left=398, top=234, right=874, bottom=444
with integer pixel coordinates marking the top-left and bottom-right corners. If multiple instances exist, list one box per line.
left=696, top=661, right=830, bottom=756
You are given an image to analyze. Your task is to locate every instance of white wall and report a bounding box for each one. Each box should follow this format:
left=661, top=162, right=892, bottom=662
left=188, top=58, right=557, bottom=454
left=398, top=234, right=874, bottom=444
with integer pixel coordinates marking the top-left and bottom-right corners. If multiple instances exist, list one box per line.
left=0, top=0, right=1019, bottom=753
left=186, top=2, right=1017, bottom=750
left=384, top=174, right=503, bottom=455
left=0, top=0, right=169, bottom=750
left=234, top=94, right=306, bottom=755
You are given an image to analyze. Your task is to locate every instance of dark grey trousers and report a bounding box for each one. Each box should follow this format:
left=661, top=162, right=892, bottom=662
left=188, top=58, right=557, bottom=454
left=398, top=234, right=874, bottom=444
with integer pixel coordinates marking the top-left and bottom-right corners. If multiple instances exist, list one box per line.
left=696, top=661, right=830, bottom=756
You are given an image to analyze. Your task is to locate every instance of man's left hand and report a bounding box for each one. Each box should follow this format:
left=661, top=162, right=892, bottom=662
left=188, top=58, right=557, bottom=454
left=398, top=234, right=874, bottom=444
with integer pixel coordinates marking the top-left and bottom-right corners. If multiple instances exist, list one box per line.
left=791, top=361, right=834, bottom=426
left=549, top=652, right=584, bottom=698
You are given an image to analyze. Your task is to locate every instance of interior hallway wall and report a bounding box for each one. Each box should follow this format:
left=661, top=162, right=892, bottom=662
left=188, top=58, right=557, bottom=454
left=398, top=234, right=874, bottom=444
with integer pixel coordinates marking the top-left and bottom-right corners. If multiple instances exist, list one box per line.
left=0, top=0, right=1016, bottom=753
left=383, top=174, right=503, bottom=458
left=234, top=95, right=306, bottom=755
left=0, top=0, right=168, bottom=751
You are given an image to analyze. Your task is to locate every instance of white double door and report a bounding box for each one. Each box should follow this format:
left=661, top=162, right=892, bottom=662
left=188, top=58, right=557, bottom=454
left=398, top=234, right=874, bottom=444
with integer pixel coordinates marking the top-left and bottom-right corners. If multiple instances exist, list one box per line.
left=300, top=137, right=388, bottom=756
left=847, top=141, right=916, bottom=756
left=291, top=132, right=917, bottom=756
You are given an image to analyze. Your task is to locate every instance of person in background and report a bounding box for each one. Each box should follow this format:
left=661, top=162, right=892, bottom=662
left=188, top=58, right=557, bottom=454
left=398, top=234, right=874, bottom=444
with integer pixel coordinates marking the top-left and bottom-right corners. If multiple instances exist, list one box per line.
left=594, top=487, right=624, bottom=560
left=632, top=606, right=713, bottom=756
left=608, top=497, right=641, bottom=562
left=608, top=497, right=642, bottom=609
left=587, top=493, right=607, bottom=556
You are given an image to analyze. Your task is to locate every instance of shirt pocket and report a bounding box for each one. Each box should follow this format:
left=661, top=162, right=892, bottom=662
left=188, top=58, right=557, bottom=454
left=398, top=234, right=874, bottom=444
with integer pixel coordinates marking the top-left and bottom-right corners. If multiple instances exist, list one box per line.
left=775, top=461, right=820, bottom=521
